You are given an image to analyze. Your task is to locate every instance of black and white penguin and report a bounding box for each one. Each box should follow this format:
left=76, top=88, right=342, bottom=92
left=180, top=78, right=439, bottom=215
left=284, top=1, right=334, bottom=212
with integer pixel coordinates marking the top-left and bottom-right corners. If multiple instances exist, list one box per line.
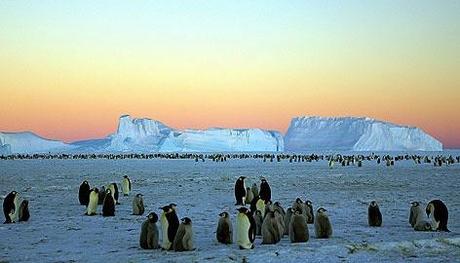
left=160, top=204, right=180, bottom=250
left=216, top=212, right=233, bottom=244
left=259, top=178, right=271, bottom=203
left=121, top=175, right=131, bottom=196
left=426, top=200, right=449, bottom=232
left=106, top=183, right=120, bottom=205
left=236, top=207, right=256, bottom=249
left=78, top=180, right=91, bottom=206
left=140, top=212, right=160, bottom=249
left=98, top=186, right=106, bottom=205
left=368, top=201, right=382, bottom=227
left=3, top=191, right=20, bottom=223
left=18, top=200, right=30, bottom=222
left=234, top=176, right=247, bottom=206
left=173, top=217, right=194, bottom=252
left=85, top=188, right=99, bottom=216
left=132, top=194, right=145, bottom=215
left=102, top=189, right=115, bottom=217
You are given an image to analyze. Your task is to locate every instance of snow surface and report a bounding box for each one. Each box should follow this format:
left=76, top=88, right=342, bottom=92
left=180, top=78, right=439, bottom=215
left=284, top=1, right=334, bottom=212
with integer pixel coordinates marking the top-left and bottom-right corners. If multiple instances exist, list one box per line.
left=0, top=132, right=71, bottom=154
left=1, top=154, right=459, bottom=262
left=285, top=117, right=443, bottom=152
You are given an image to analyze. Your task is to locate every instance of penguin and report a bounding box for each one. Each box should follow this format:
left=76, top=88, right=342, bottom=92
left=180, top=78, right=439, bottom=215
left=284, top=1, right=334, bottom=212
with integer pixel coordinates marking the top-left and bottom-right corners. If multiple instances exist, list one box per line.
left=409, top=201, right=423, bottom=227
left=102, top=189, right=115, bottom=217
left=216, top=212, right=233, bottom=244
left=173, top=217, right=194, bottom=252
left=245, top=187, right=254, bottom=205
left=414, top=220, right=433, bottom=231
left=284, top=208, right=293, bottom=236
left=315, top=207, right=332, bottom=238
left=305, top=200, right=314, bottom=224
left=160, top=204, right=180, bottom=250
left=292, top=198, right=307, bottom=220
left=259, top=178, right=271, bottom=203
left=253, top=210, right=263, bottom=236
left=234, top=176, right=246, bottom=206
left=132, top=194, right=145, bottom=215
left=368, top=201, right=382, bottom=227
left=121, top=175, right=131, bottom=196
left=79, top=180, right=91, bottom=206
left=140, top=212, right=160, bottom=249
left=274, top=209, right=285, bottom=238
left=106, top=183, right=120, bottom=205
left=261, top=210, right=282, bottom=244
left=426, top=200, right=449, bottom=232
left=98, top=186, right=106, bottom=205
left=18, top=200, right=30, bottom=222
left=273, top=202, right=286, bottom=218
left=236, top=207, right=255, bottom=249
left=289, top=209, right=309, bottom=243
left=85, top=188, right=99, bottom=216
left=3, top=191, right=20, bottom=223
left=251, top=183, right=259, bottom=199
left=255, top=198, right=266, bottom=218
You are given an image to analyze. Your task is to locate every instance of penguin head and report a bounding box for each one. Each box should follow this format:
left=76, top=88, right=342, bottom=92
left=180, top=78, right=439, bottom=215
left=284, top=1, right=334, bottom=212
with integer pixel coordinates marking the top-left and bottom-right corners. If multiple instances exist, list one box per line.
left=260, top=177, right=267, bottom=183
left=106, top=189, right=112, bottom=194
left=123, top=175, right=128, bottom=179
left=305, top=200, right=312, bottom=206
left=136, top=193, right=143, bottom=198
left=10, top=191, right=17, bottom=196
left=169, top=203, right=177, bottom=210
left=160, top=205, right=172, bottom=213
left=317, top=207, right=327, bottom=214
left=411, top=201, right=419, bottom=207
left=147, top=212, right=158, bottom=222
left=83, top=181, right=89, bottom=185
left=219, top=212, right=229, bottom=218
left=22, top=200, right=29, bottom=207
left=370, top=201, right=378, bottom=207
left=238, top=176, right=246, bottom=181
left=237, top=207, right=249, bottom=214
left=274, top=201, right=281, bottom=208
left=93, top=187, right=99, bottom=193
left=295, top=198, right=303, bottom=204
left=294, top=208, right=302, bottom=215
left=181, top=217, right=192, bottom=224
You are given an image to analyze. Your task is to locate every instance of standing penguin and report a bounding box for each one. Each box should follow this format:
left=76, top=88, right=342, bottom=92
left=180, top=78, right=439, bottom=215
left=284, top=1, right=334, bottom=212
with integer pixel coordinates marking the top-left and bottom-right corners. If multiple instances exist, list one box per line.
left=284, top=208, right=293, bottom=236
left=106, top=183, right=120, bottom=205
left=18, top=200, right=30, bottom=222
left=368, top=201, right=382, bottom=227
left=305, top=200, right=314, bottom=224
left=426, top=200, right=449, bottom=232
left=289, top=209, right=309, bottom=243
left=173, top=217, right=194, bottom=252
left=216, top=212, right=233, bottom=244
left=140, top=212, right=160, bottom=249
left=102, top=189, right=115, bottom=217
left=261, top=210, right=282, bottom=244
left=236, top=207, right=256, bottom=249
left=85, top=188, right=99, bottom=216
left=79, top=180, right=91, bottom=206
left=253, top=210, right=263, bottom=236
left=409, top=201, right=423, bottom=227
left=234, top=176, right=247, bottom=206
left=3, top=191, right=20, bottom=223
left=98, top=186, right=106, bottom=205
left=315, top=208, right=332, bottom=238
left=292, top=198, right=307, bottom=220
left=259, top=178, right=271, bottom=203
left=245, top=187, right=254, bottom=205
left=132, top=194, right=145, bottom=215
left=121, top=175, right=131, bottom=196
left=160, top=204, right=180, bottom=250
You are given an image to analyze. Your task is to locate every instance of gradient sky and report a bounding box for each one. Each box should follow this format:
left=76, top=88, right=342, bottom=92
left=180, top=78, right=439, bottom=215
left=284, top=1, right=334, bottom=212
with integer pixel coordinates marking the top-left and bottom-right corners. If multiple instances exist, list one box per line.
left=1, top=1, right=459, bottom=148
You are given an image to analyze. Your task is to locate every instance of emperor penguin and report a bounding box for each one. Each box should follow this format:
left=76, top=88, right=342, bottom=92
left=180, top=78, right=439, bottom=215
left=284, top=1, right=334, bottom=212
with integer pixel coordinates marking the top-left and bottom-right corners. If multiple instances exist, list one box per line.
left=259, top=178, right=271, bottom=203
left=160, top=204, right=180, bottom=250
left=140, top=212, right=160, bottom=249
left=409, top=201, right=423, bottom=227
left=79, top=180, right=91, bottom=206
left=253, top=210, right=263, bottom=236
left=3, top=191, right=20, bottom=223
left=315, top=207, right=332, bottom=238
left=292, top=198, right=307, bottom=220
left=18, top=200, right=30, bottom=222
left=245, top=187, right=254, bottom=205
left=289, top=209, right=309, bottom=243
left=368, top=201, right=382, bottom=227
left=234, top=176, right=247, bottom=206
left=98, top=186, right=106, bottom=205
left=255, top=197, right=266, bottom=218
left=426, top=200, right=449, bottom=232
left=284, top=208, right=293, bottom=235
left=173, top=217, right=194, bottom=252
left=216, top=212, right=233, bottom=244
left=106, top=183, right=120, bottom=205
left=102, top=189, right=115, bottom=217
left=132, top=194, right=145, bottom=215
left=251, top=183, right=259, bottom=199
left=121, top=175, right=132, bottom=196
left=236, top=207, right=256, bottom=249
left=85, top=188, right=99, bottom=216
left=261, top=210, right=282, bottom=244
left=305, top=200, right=314, bottom=224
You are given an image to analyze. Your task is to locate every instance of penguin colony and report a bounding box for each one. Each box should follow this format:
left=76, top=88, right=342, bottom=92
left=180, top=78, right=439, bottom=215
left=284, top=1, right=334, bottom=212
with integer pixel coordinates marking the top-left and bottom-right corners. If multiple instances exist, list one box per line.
left=2, top=158, right=454, bottom=254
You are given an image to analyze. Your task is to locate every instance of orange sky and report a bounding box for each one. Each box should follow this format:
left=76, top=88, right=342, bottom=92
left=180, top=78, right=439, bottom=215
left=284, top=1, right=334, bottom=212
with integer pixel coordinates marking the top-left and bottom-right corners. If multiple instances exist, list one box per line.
left=1, top=2, right=459, bottom=148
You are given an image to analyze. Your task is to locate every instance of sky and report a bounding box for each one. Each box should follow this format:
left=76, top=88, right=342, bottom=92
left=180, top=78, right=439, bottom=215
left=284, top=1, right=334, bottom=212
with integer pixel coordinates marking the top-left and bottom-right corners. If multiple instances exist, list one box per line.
left=1, top=1, right=459, bottom=148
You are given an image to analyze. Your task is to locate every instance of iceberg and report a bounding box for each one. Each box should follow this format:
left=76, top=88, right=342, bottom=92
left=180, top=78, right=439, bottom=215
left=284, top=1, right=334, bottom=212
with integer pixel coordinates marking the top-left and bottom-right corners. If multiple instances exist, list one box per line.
left=0, top=131, right=71, bottom=154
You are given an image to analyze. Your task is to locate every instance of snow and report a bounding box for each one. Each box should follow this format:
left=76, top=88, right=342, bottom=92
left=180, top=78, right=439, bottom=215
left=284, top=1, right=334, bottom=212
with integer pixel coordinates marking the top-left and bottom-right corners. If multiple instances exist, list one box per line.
left=0, top=132, right=71, bottom=154
left=1, top=154, right=459, bottom=262
left=285, top=117, right=443, bottom=152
